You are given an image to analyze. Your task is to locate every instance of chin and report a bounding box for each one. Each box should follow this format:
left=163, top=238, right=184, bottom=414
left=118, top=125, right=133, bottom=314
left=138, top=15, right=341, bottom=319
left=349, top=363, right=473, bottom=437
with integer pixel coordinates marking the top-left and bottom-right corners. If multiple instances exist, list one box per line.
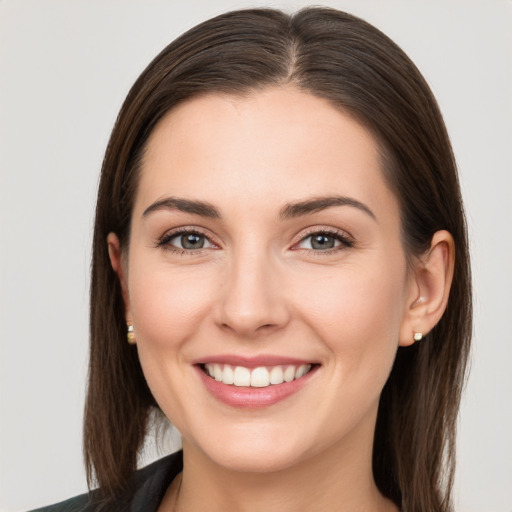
left=208, top=444, right=307, bottom=474
left=185, top=421, right=322, bottom=474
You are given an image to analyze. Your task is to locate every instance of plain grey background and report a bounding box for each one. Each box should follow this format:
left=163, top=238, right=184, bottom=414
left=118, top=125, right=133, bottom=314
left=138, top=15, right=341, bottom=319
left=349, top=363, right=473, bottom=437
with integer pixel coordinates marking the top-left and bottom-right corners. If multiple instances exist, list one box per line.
left=1, top=1, right=511, bottom=511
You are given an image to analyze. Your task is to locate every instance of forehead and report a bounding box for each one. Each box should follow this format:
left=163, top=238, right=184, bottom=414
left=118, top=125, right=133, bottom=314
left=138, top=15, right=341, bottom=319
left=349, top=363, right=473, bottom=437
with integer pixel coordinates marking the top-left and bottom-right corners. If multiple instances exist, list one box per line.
left=136, top=86, right=398, bottom=222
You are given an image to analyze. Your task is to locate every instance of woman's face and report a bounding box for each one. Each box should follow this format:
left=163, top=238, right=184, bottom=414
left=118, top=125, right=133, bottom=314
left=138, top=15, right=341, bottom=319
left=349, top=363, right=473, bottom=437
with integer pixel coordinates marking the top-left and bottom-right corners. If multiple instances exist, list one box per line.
left=117, top=87, right=418, bottom=472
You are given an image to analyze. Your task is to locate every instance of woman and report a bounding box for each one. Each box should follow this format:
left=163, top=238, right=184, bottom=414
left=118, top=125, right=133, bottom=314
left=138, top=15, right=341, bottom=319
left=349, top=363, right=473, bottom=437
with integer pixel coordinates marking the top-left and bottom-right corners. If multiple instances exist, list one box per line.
left=33, top=6, right=471, bottom=512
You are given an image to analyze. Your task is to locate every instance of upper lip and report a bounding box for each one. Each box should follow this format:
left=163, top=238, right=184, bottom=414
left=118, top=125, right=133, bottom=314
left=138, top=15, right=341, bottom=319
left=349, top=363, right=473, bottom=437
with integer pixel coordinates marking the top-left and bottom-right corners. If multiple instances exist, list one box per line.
left=192, top=354, right=319, bottom=368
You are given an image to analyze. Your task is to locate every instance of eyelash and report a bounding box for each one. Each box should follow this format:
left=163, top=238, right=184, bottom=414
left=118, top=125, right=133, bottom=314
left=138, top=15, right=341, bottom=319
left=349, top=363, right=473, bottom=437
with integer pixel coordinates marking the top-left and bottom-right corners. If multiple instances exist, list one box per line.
left=156, top=228, right=216, bottom=255
left=156, top=227, right=354, bottom=255
left=292, top=228, right=355, bottom=255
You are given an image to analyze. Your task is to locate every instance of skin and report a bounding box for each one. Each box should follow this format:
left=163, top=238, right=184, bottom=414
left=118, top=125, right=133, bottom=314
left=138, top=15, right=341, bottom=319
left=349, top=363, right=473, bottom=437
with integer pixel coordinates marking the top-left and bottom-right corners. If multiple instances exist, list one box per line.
left=108, top=86, right=454, bottom=511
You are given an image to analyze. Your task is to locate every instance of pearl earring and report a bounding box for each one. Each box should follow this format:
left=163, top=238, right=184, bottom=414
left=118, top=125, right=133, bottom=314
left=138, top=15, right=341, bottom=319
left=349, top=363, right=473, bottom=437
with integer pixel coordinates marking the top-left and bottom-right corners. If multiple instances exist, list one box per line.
left=127, top=324, right=136, bottom=344
left=413, top=332, right=423, bottom=342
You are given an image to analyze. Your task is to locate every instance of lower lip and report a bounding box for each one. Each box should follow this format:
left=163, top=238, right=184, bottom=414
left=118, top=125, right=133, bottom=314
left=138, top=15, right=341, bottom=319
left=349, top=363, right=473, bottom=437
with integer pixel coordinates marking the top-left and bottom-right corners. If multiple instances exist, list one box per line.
left=196, top=365, right=318, bottom=408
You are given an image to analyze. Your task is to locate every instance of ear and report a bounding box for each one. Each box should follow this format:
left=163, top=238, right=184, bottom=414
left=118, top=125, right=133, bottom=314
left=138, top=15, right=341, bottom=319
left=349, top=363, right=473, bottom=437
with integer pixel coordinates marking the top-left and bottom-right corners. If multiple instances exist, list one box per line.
left=399, top=230, right=455, bottom=347
left=107, top=232, right=132, bottom=322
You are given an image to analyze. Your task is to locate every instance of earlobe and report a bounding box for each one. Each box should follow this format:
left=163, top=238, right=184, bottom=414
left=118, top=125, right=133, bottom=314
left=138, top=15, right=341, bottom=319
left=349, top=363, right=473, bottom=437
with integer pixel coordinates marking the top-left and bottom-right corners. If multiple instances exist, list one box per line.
left=399, top=230, right=455, bottom=347
left=107, top=232, right=131, bottom=320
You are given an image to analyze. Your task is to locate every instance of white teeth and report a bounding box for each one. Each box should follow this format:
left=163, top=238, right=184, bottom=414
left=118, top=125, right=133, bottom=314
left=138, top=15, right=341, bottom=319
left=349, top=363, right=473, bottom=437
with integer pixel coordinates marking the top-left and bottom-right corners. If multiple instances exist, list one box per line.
left=204, top=363, right=313, bottom=388
left=233, top=366, right=251, bottom=387
left=222, top=364, right=234, bottom=385
left=283, top=365, right=295, bottom=382
left=269, top=366, right=284, bottom=385
left=295, top=364, right=311, bottom=378
left=250, top=367, right=270, bottom=387
left=213, top=363, right=223, bottom=382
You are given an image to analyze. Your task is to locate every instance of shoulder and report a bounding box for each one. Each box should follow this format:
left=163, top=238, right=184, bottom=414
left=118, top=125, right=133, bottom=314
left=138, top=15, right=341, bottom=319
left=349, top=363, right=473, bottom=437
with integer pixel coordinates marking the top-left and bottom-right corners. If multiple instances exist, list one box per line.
left=28, top=451, right=183, bottom=512
left=28, top=493, right=91, bottom=512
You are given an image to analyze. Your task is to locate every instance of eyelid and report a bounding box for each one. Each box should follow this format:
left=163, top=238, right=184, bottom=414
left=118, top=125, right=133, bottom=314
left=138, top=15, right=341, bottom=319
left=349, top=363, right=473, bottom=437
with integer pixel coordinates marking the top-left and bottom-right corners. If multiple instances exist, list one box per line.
left=155, top=225, right=354, bottom=254
left=156, top=226, right=220, bottom=252
left=290, top=226, right=355, bottom=252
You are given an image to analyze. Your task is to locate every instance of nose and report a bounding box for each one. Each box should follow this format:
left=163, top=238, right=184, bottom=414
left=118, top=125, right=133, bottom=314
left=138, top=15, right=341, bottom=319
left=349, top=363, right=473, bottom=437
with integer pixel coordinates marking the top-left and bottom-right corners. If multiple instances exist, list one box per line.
left=215, top=248, right=290, bottom=339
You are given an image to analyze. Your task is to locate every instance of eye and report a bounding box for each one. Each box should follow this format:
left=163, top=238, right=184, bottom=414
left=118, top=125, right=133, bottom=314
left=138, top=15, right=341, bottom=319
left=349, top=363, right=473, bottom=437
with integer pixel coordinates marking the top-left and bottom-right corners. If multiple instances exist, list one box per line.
left=295, top=230, right=353, bottom=251
left=159, top=230, right=215, bottom=251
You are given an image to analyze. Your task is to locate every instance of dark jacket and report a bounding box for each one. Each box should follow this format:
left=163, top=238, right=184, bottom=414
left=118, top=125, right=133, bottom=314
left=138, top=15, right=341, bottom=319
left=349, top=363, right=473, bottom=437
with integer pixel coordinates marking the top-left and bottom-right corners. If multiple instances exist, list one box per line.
left=29, top=451, right=183, bottom=512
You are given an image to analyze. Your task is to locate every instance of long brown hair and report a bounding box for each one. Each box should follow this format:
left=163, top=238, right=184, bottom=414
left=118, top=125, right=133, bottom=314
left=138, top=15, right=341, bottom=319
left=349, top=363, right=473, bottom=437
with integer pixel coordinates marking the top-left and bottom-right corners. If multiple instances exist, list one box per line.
left=85, top=7, right=472, bottom=511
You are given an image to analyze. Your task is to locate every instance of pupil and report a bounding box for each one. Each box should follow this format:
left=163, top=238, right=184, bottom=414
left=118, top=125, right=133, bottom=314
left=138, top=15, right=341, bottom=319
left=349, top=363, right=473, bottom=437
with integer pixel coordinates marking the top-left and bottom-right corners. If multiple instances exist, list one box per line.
left=312, top=234, right=334, bottom=250
left=182, top=234, right=204, bottom=249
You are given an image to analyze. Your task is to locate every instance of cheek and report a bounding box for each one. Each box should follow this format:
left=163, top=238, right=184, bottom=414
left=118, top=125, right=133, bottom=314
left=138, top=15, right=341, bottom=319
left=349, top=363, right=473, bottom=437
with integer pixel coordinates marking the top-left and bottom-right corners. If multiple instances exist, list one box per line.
left=297, top=261, right=407, bottom=368
left=128, top=262, right=217, bottom=351
left=126, top=262, right=219, bottom=427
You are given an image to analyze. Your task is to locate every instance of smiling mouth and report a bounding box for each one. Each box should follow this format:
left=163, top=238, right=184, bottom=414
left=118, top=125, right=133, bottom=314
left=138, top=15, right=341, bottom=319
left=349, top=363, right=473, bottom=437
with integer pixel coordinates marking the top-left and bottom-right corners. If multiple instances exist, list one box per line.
left=201, top=363, right=316, bottom=388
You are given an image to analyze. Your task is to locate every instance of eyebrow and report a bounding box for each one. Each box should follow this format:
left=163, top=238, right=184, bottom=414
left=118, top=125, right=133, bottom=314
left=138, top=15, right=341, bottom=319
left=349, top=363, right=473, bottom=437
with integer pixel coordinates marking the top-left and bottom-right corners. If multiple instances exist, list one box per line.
left=142, top=197, right=221, bottom=218
left=142, top=195, right=376, bottom=221
left=280, top=196, right=376, bottom=221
